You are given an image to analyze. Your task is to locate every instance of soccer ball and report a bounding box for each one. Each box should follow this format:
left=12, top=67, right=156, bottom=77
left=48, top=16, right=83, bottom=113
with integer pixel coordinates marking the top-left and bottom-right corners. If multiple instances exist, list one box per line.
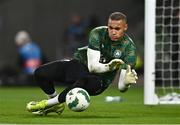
left=66, top=87, right=90, bottom=112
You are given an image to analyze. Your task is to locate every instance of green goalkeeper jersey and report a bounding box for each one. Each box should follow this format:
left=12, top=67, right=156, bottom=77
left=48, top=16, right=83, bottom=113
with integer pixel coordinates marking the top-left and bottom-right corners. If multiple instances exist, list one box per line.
left=74, top=26, right=137, bottom=85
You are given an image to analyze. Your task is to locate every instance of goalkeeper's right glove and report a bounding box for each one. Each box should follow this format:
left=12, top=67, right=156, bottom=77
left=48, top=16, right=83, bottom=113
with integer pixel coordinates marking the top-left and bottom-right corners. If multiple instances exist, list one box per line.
left=108, top=59, right=124, bottom=71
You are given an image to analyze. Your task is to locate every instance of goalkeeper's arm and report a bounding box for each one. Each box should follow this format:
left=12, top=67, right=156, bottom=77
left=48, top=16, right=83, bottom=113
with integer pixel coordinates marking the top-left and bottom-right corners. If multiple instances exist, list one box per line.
left=87, top=48, right=138, bottom=91
left=87, top=48, right=124, bottom=73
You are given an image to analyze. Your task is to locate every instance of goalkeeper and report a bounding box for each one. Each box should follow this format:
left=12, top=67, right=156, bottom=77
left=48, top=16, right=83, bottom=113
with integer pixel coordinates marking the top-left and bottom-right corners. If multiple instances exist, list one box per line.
left=26, top=12, right=138, bottom=115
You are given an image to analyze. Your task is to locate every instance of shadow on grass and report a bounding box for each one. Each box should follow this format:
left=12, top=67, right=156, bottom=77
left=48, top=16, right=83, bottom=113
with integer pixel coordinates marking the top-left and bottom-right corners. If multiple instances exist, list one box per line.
left=24, top=113, right=120, bottom=119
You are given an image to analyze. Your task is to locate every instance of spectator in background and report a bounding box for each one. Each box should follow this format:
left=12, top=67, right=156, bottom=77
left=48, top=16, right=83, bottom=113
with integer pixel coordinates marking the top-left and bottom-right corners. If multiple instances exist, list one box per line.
left=15, top=30, right=43, bottom=85
left=63, top=14, right=88, bottom=58
left=63, top=14, right=100, bottom=58
left=86, top=14, right=100, bottom=34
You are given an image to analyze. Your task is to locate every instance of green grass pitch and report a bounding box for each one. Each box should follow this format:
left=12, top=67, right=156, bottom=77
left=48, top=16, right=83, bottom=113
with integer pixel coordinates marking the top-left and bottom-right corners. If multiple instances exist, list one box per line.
left=0, top=86, right=180, bottom=124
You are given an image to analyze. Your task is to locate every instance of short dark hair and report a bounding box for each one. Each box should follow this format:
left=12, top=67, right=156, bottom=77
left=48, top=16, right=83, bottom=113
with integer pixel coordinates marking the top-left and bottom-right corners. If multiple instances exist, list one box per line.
left=109, top=12, right=127, bottom=23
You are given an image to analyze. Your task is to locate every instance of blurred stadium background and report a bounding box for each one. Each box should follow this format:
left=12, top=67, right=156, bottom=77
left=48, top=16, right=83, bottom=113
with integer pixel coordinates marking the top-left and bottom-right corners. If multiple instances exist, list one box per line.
left=1, top=0, right=180, bottom=124
left=0, top=0, right=144, bottom=87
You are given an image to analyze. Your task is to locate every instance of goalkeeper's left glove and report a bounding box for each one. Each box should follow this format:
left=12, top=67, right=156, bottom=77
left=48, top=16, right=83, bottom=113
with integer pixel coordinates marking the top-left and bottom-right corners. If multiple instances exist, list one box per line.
left=125, top=65, right=138, bottom=84
left=118, top=65, right=138, bottom=92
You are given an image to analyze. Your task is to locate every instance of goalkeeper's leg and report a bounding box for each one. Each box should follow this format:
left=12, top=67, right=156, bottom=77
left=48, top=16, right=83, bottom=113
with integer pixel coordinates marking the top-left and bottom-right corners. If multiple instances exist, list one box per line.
left=33, top=59, right=90, bottom=99
left=34, top=60, right=67, bottom=99
left=33, top=59, right=106, bottom=102
left=27, top=60, right=68, bottom=115
left=27, top=74, right=107, bottom=115
left=27, top=59, right=104, bottom=115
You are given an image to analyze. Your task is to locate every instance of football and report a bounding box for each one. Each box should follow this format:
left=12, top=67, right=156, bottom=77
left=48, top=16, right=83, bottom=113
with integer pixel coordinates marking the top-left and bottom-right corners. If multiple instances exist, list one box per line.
left=66, top=87, right=90, bottom=112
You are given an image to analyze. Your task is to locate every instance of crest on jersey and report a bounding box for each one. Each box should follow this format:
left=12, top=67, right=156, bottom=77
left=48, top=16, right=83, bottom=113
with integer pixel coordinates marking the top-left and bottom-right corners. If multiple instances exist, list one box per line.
left=113, top=50, right=122, bottom=58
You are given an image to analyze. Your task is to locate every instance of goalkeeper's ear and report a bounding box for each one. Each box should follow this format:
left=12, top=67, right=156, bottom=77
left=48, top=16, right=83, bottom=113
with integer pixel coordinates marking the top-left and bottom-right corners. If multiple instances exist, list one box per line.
left=124, top=23, right=128, bottom=31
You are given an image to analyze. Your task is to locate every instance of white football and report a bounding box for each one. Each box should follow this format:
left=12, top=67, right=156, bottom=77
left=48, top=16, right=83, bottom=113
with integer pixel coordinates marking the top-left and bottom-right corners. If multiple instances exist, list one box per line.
left=66, top=87, right=90, bottom=112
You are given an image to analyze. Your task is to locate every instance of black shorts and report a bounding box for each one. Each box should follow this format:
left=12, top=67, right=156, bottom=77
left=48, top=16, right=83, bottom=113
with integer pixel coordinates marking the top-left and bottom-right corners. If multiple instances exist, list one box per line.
left=34, top=59, right=109, bottom=95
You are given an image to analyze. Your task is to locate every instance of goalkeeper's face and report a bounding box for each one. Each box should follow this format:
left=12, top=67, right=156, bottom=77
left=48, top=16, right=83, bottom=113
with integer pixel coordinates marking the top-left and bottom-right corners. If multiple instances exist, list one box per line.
left=108, top=19, right=128, bottom=41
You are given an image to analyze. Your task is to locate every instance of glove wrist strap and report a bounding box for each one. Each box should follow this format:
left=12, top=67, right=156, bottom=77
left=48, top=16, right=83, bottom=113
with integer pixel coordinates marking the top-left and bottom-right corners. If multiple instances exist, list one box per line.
left=118, top=69, right=127, bottom=91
